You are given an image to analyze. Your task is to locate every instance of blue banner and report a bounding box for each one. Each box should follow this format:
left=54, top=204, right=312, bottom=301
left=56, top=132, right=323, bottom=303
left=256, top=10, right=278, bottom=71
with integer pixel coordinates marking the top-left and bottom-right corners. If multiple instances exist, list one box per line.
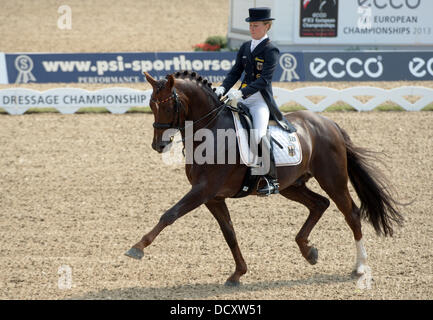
left=5, top=51, right=306, bottom=84
left=303, top=51, right=433, bottom=81
left=6, top=52, right=238, bottom=84
left=4, top=51, right=432, bottom=84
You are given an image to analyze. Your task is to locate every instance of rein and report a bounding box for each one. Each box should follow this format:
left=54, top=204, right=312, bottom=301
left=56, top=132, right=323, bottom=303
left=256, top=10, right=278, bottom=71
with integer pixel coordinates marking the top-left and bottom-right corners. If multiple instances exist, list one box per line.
left=179, top=103, right=226, bottom=145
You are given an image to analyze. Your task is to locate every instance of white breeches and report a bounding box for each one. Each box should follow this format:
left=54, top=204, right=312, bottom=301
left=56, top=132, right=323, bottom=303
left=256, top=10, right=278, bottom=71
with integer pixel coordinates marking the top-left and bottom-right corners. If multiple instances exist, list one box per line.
left=239, top=91, right=270, bottom=143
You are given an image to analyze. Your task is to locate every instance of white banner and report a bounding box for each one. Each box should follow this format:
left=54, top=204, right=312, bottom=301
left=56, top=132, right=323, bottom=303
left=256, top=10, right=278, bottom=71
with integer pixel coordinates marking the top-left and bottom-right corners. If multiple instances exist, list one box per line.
left=294, top=0, right=433, bottom=45
left=0, top=87, right=151, bottom=115
left=0, top=53, right=8, bottom=84
left=1, top=86, right=432, bottom=114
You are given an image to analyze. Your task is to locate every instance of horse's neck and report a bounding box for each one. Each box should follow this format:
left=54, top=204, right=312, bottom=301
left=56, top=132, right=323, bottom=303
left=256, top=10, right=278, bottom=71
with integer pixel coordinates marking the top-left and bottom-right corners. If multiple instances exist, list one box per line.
left=179, top=87, right=225, bottom=141
left=186, top=97, right=213, bottom=122
left=183, top=89, right=222, bottom=130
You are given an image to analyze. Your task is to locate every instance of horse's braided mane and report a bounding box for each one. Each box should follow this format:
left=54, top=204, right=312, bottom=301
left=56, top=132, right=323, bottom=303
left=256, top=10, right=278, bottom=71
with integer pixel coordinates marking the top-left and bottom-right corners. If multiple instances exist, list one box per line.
left=169, top=70, right=222, bottom=105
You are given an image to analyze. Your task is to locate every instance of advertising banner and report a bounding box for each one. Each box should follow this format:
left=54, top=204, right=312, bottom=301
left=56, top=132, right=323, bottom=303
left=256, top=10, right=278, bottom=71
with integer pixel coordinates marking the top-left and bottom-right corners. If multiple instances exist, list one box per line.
left=3, top=51, right=432, bottom=84
left=0, top=87, right=151, bottom=115
left=304, top=51, right=433, bottom=81
left=5, top=51, right=306, bottom=84
left=299, top=0, right=338, bottom=38
left=5, top=52, right=238, bottom=84
left=294, top=0, right=433, bottom=45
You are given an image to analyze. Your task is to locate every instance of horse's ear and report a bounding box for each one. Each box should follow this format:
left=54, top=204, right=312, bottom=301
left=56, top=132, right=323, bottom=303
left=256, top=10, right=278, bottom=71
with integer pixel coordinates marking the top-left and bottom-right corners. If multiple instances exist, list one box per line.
left=167, top=74, right=175, bottom=89
left=143, top=72, right=157, bottom=87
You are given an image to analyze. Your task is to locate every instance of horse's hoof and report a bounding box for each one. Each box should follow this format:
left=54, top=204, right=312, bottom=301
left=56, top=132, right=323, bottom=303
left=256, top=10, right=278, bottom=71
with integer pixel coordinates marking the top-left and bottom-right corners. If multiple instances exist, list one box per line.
left=124, top=247, right=144, bottom=260
left=351, top=265, right=369, bottom=278
left=307, top=247, right=318, bottom=265
left=351, top=269, right=361, bottom=278
left=224, top=280, right=241, bottom=287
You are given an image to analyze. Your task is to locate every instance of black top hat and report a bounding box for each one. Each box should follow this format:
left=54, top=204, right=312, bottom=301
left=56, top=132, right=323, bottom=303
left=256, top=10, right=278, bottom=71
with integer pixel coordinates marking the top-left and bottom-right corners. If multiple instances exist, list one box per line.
left=245, top=7, right=275, bottom=22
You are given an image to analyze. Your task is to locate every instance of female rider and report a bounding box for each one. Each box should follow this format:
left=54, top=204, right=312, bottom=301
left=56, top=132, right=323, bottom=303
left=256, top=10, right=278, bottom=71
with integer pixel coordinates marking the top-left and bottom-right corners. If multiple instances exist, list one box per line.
left=215, top=7, right=289, bottom=196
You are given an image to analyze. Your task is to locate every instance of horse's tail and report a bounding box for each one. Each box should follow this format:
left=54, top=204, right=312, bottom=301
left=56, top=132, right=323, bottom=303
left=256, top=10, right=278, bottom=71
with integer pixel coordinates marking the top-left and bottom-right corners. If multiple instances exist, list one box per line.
left=337, top=125, right=404, bottom=236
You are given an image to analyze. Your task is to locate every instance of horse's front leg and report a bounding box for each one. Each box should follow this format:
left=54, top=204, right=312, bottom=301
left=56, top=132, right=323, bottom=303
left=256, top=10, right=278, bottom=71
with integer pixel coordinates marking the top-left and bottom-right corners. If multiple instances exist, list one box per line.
left=125, top=183, right=214, bottom=260
left=205, top=198, right=247, bottom=286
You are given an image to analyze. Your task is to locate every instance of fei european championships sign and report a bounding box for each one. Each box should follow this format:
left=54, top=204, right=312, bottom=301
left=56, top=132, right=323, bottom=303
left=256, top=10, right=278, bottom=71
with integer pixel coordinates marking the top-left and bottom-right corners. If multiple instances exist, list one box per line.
left=293, top=0, right=433, bottom=45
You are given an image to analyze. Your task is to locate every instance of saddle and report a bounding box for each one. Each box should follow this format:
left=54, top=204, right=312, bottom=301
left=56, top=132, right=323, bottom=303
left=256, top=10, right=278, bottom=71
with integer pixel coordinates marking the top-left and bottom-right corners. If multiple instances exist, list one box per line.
left=228, top=102, right=300, bottom=198
left=228, top=102, right=297, bottom=136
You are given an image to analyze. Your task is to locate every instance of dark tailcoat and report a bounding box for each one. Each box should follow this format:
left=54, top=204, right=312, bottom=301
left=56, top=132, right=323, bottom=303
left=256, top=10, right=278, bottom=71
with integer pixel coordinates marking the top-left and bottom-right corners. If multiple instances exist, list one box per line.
left=222, top=38, right=293, bottom=132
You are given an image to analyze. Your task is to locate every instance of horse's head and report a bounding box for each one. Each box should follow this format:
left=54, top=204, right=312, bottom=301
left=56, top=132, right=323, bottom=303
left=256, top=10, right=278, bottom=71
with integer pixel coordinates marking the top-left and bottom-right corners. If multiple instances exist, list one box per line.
left=144, top=72, right=182, bottom=153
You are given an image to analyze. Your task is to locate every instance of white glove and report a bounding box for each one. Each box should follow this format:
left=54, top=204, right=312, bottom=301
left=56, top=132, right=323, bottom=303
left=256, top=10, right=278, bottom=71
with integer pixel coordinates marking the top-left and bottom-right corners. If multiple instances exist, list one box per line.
left=227, top=89, right=243, bottom=100
left=214, top=86, right=225, bottom=97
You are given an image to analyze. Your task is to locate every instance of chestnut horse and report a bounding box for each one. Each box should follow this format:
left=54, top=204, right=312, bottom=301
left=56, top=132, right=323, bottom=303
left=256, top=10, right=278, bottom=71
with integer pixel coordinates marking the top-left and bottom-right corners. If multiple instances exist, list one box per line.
left=125, top=71, right=403, bottom=286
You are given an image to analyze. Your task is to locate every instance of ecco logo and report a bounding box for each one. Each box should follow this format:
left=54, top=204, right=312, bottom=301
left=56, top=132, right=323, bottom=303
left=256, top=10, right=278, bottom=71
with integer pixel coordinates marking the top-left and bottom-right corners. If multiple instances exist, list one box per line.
left=309, top=56, right=384, bottom=79
left=409, top=57, right=433, bottom=78
left=357, top=0, right=421, bottom=9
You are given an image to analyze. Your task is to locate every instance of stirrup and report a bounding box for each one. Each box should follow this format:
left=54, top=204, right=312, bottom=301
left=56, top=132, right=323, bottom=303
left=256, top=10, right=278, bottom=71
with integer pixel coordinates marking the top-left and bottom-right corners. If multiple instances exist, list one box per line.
left=257, top=176, right=279, bottom=197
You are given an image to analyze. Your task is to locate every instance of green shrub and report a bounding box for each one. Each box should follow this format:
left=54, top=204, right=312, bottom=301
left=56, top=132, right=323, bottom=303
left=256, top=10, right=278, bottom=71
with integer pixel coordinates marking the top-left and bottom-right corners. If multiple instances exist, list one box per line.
left=205, top=35, right=227, bottom=49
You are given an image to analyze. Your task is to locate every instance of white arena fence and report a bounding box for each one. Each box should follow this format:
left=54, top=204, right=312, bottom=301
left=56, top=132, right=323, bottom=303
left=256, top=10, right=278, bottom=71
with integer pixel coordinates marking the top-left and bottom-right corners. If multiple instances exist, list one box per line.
left=0, top=86, right=432, bottom=115
left=273, top=87, right=433, bottom=112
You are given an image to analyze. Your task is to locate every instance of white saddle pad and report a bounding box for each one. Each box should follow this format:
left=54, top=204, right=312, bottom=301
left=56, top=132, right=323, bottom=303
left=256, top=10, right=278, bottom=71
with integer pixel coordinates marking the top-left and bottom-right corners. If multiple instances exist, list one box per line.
left=231, top=111, right=302, bottom=167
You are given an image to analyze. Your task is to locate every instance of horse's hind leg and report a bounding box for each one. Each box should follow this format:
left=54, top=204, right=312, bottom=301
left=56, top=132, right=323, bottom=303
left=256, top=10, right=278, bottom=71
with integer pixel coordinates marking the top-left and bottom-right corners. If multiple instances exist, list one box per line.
left=279, top=183, right=330, bottom=265
left=325, top=188, right=368, bottom=276
left=313, top=164, right=368, bottom=276
left=205, top=198, right=247, bottom=286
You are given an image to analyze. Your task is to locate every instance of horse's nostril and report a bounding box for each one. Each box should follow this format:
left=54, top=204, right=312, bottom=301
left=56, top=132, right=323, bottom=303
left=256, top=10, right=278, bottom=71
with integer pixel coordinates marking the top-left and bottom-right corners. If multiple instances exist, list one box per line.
left=151, top=142, right=162, bottom=152
left=152, top=141, right=170, bottom=152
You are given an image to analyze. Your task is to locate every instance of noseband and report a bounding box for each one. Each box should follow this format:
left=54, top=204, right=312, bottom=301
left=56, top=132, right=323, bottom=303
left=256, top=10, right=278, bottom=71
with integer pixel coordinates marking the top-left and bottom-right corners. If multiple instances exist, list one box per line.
left=151, top=88, right=185, bottom=131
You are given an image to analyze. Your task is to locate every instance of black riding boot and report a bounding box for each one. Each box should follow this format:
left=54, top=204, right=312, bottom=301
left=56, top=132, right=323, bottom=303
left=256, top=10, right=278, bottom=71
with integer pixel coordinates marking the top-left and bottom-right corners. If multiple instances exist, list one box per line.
left=256, top=135, right=279, bottom=196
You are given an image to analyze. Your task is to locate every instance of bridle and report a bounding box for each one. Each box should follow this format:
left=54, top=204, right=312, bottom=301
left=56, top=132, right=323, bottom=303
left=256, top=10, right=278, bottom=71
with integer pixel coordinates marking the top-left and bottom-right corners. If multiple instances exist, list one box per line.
left=151, top=88, right=185, bottom=131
